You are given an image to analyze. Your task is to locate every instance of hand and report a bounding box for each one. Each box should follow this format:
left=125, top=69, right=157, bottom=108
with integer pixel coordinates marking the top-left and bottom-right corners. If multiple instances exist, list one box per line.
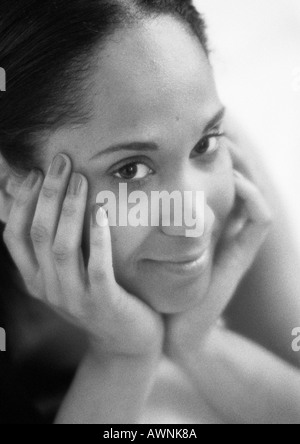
left=3, top=154, right=164, bottom=359
left=163, top=170, right=274, bottom=364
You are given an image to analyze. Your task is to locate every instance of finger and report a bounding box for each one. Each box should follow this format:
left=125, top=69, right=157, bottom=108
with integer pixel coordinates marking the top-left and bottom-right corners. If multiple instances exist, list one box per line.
left=199, top=173, right=273, bottom=334
left=88, top=205, right=116, bottom=291
left=234, top=170, right=273, bottom=226
left=52, top=173, right=88, bottom=312
left=30, top=154, right=72, bottom=302
left=227, top=141, right=256, bottom=182
left=229, top=171, right=273, bottom=263
left=219, top=171, right=273, bottom=252
left=3, top=169, right=43, bottom=284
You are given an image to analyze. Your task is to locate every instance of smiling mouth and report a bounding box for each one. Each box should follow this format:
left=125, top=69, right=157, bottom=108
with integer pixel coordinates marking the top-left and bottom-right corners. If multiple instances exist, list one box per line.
left=143, top=242, right=212, bottom=278
left=149, top=238, right=212, bottom=264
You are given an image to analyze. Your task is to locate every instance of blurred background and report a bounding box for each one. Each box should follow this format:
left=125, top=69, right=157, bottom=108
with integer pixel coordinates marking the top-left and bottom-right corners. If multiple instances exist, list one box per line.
left=195, top=0, right=300, bottom=252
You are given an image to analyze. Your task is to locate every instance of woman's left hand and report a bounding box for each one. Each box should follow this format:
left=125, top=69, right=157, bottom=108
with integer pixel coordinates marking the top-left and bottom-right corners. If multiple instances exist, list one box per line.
left=163, top=169, right=273, bottom=365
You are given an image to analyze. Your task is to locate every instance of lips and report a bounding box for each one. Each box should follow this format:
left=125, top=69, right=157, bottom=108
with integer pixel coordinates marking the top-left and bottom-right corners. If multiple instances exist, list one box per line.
left=148, top=239, right=211, bottom=264
left=142, top=239, right=212, bottom=279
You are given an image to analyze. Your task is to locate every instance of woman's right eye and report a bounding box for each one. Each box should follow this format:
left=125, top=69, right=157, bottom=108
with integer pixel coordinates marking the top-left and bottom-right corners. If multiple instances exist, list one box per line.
left=112, top=162, right=154, bottom=182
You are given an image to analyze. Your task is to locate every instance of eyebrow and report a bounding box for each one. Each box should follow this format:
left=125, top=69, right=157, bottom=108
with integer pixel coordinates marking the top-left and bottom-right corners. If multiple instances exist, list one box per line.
left=89, top=106, right=226, bottom=161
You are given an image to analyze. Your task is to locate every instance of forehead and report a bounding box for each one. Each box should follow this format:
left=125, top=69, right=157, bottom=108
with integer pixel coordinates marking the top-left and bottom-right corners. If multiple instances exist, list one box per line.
left=88, top=15, right=220, bottom=140
left=41, top=16, right=221, bottom=170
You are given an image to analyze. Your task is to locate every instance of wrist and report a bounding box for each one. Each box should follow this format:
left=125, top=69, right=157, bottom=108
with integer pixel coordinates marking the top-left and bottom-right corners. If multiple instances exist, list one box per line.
left=86, top=320, right=164, bottom=363
left=86, top=340, right=162, bottom=368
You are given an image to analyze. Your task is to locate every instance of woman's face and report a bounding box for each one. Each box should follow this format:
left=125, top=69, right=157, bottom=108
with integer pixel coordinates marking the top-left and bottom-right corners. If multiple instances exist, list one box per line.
left=36, top=16, right=235, bottom=314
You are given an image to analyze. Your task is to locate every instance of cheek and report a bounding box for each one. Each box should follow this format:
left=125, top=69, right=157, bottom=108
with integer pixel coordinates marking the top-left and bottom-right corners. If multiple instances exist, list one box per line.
left=85, top=182, right=149, bottom=288
left=109, top=225, right=149, bottom=287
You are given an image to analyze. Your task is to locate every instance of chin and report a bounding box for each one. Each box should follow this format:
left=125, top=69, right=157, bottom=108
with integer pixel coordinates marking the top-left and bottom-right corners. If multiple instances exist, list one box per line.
left=140, top=266, right=213, bottom=315
left=115, top=244, right=215, bottom=314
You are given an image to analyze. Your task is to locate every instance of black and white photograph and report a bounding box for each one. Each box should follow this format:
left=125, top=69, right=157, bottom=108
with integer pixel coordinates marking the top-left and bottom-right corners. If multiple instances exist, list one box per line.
left=0, top=0, right=300, bottom=425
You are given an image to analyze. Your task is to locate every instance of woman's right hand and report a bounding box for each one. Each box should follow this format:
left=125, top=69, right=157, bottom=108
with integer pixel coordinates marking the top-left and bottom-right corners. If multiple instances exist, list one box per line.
left=3, top=153, right=164, bottom=360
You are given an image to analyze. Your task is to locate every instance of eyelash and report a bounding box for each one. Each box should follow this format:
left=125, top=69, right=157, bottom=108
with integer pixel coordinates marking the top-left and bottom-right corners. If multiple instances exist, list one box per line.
left=111, top=159, right=155, bottom=188
left=110, top=129, right=226, bottom=187
left=194, top=130, right=225, bottom=156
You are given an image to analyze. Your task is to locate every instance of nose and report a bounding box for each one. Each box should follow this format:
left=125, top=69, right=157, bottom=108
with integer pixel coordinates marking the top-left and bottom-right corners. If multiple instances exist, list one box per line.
left=158, top=175, right=216, bottom=238
left=160, top=199, right=215, bottom=238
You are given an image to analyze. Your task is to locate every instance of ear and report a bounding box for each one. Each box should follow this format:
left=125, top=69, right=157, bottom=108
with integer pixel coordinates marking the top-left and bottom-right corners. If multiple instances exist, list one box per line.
left=0, top=153, right=23, bottom=224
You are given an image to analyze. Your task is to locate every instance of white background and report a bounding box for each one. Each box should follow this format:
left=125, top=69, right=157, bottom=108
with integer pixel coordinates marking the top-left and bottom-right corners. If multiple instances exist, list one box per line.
left=195, top=0, right=300, bottom=251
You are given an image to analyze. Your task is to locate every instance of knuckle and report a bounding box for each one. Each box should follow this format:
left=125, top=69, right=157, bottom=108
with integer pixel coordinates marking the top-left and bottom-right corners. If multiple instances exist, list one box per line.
left=14, top=191, right=29, bottom=207
left=41, top=185, right=59, bottom=200
left=30, top=224, right=51, bottom=245
left=90, top=236, right=104, bottom=249
left=89, top=265, right=107, bottom=282
left=52, top=243, right=73, bottom=264
left=3, top=227, right=16, bottom=245
left=23, top=229, right=32, bottom=242
left=61, top=202, right=77, bottom=218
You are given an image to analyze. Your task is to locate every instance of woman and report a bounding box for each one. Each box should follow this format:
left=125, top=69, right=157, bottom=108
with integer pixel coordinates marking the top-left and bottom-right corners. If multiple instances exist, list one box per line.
left=0, top=0, right=299, bottom=424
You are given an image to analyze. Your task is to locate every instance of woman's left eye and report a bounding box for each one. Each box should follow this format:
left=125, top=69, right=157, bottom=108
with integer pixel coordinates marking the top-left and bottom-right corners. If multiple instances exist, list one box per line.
left=193, top=132, right=224, bottom=157
left=112, top=162, right=154, bottom=182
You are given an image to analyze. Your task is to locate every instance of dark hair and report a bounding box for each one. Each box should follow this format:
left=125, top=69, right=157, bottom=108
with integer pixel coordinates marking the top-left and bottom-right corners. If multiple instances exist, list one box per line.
left=0, top=0, right=208, bottom=176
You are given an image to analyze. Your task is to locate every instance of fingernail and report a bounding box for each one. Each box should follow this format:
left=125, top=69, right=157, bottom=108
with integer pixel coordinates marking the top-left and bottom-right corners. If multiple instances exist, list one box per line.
left=49, top=154, right=67, bottom=177
left=92, top=205, right=108, bottom=227
left=24, top=169, right=41, bottom=188
left=67, top=173, right=82, bottom=196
